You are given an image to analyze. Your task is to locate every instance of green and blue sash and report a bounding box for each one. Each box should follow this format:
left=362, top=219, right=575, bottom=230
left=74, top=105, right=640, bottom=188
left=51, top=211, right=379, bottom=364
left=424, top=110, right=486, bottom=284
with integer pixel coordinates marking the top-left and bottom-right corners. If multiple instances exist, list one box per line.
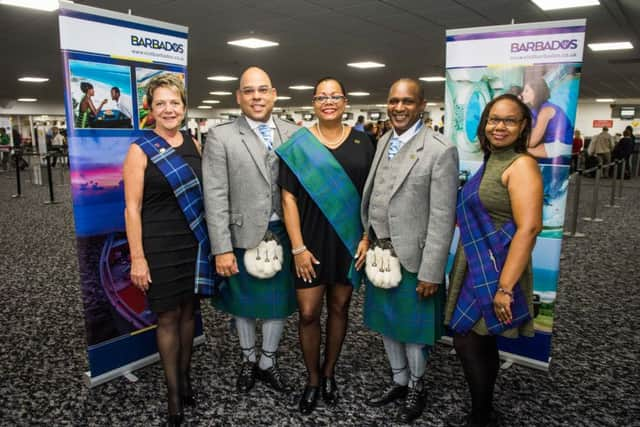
left=276, top=128, right=362, bottom=287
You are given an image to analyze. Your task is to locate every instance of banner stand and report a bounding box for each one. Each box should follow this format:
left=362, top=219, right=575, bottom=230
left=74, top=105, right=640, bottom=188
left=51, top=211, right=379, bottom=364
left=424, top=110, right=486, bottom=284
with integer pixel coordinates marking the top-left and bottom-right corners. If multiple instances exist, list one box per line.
left=84, top=335, right=205, bottom=388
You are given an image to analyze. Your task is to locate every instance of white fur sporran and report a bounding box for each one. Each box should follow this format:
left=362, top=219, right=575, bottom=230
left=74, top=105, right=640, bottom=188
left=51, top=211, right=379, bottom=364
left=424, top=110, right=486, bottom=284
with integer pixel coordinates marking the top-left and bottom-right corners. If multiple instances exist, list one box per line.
left=244, top=231, right=283, bottom=279
left=365, top=240, right=401, bottom=289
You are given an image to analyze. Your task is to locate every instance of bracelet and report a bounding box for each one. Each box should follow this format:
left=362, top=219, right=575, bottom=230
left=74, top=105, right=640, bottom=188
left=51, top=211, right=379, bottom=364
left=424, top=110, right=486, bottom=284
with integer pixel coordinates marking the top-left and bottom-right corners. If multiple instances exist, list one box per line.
left=497, top=287, right=513, bottom=297
left=291, top=245, right=307, bottom=256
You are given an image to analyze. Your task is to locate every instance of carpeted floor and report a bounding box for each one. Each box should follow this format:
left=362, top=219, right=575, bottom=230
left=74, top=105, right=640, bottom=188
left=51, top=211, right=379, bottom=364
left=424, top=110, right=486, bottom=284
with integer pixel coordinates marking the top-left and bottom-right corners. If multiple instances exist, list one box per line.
left=1, top=166, right=639, bottom=426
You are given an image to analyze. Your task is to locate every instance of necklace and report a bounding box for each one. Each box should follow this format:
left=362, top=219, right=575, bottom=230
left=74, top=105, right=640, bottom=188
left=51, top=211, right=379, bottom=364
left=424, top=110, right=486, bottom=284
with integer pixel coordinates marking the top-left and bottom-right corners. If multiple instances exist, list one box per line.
left=316, top=123, right=346, bottom=148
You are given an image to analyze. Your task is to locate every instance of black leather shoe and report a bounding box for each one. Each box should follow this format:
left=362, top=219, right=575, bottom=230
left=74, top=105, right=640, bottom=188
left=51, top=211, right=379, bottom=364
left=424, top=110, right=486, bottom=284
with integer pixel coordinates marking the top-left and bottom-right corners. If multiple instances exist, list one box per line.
left=236, top=361, right=257, bottom=393
left=298, top=385, right=320, bottom=415
left=257, top=365, right=291, bottom=393
left=321, top=376, right=338, bottom=406
left=366, top=383, right=408, bottom=407
left=166, top=413, right=183, bottom=427
left=396, top=387, right=427, bottom=424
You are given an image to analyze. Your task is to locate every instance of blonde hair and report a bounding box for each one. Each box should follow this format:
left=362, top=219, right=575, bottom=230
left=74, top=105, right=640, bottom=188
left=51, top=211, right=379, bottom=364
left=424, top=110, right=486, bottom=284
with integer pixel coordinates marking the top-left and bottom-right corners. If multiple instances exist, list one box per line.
left=146, top=74, right=186, bottom=107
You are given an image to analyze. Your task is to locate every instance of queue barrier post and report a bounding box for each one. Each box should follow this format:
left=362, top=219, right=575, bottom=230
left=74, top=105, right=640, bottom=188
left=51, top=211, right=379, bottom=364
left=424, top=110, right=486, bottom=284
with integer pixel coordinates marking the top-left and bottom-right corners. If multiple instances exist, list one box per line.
left=563, top=171, right=585, bottom=238
left=11, top=149, right=22, bottom=199
left=43, top=153, right=59, bottom=205
left=605, top=162, right=620, bottom=208
left=583, top=164, right=603, bottom=222
left=617, top=159, right=626, bottom=199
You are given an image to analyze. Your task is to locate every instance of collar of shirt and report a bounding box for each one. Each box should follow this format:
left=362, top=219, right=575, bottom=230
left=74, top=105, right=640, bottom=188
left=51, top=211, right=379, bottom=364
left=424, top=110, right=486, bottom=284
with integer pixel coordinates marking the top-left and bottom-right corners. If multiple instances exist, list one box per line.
left=244, top=115, right=276, bottom=133
left=391, top=119, right=423, bottom=145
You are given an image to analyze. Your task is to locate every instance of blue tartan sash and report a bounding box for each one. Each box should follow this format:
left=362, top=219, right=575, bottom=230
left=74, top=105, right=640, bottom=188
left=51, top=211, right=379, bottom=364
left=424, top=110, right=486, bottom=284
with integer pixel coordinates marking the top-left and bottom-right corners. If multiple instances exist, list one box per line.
left=276, top=128, right=362, bottom=287
left=450, top=163, right=531, bottom=335
left=134, top=132, right=219, bottom=296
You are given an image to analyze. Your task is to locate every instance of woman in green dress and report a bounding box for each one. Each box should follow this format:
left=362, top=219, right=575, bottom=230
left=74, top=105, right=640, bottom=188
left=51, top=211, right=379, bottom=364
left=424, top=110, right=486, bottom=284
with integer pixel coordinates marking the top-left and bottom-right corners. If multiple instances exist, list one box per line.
left=445, top=94, right=543, bottom=427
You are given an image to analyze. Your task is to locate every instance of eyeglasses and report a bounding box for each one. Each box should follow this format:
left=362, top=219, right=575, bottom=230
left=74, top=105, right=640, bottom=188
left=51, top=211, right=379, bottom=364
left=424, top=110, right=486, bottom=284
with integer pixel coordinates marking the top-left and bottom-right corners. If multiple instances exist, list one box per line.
left=312, top=95, right=346, bottom=104
left=487, top=117, right=523, bottom=127
left=240, top=86, right=273, bottom=96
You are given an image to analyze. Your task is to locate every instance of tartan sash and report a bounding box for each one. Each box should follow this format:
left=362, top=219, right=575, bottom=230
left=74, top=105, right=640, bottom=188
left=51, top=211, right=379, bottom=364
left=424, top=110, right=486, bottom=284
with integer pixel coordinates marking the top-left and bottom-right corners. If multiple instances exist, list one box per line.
left=134, top=132, right=219, bottom=296
left=276, top=128, right=362, bottom=288
left=449, top=163, right=531, bottom=334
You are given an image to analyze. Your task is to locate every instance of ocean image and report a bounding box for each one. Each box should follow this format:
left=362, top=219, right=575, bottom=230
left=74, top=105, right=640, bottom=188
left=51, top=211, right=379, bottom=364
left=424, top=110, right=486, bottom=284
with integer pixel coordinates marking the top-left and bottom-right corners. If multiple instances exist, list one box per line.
left=69, top=59, right=134, bottom=129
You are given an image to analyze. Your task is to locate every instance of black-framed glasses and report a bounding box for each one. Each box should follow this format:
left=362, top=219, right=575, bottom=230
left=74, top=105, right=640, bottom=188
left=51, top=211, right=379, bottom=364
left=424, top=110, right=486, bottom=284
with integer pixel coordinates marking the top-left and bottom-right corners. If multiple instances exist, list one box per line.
left=312, top=95, right=346, bottom=104
left=487, top=117, right=523, bottom=127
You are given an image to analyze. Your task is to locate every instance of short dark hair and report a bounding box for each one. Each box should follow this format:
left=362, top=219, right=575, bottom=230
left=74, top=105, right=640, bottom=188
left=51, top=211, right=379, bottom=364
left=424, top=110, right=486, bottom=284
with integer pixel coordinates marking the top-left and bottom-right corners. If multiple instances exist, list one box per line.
left=477, top=94, right=532, bottom=156
left=111, top=87, right=120, bottom=94
left=391, top=78, right=425, bottom=102
left=80, top=82, right=93, bottom=93
left=313, top=77, right=347, bottom=97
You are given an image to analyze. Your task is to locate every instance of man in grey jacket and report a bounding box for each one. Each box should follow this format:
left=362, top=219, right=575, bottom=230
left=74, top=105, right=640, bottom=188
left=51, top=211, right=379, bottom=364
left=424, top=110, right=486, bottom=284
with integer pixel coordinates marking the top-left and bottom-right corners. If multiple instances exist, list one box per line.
left=202, top=67, right=299, bottom=394
left=361, top=78, right=459, bottom=424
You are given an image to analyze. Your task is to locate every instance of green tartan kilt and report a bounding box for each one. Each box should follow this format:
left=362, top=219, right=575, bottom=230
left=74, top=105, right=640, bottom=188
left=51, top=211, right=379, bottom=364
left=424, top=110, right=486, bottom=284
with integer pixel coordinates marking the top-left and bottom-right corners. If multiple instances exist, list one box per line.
left=212, top=221, right=297, bottom=319
left=363, top=268, right=445, bottom=345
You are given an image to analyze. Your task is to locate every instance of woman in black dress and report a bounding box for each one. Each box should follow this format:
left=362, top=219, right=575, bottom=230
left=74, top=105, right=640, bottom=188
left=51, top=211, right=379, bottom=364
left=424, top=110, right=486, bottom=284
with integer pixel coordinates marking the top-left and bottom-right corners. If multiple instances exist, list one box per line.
left=280, top=77, right=375, bottom=414
left=123, top=74, right=199, bottom=426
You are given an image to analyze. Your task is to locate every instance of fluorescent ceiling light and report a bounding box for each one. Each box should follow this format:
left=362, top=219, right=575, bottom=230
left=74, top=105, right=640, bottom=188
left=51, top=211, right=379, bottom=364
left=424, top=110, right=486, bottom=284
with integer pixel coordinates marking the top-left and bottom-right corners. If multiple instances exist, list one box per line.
left=289, top=85, right=314, bottom=90
left=227, top=38, right=279, bottom=49
left=0, top=0, right=59, bottom=11
left=588, top=42, right=633, bottom=51
left=276, top=96, right=291, bottom=100
left=18, top=76, right=49, bottom=83
left=197, top=105, right=212, bottom=109
left=202, top=100, right=221, bottom=104
left=209, top=91, right=232, bottom=96
left=531, top=0, right=599, bottom=11
left=347, top=61, right=385, bottom=69
left=375, top=104, right=387, bottom=107
left=348, top=92, right=370, bottom=96
left=419, top=76, right=446, bottom=82
left=301, top=106, right=313, bottom=110
left=596, top=98, right=615, bottom=102
left=426, top=102, right=438, bottom=106
left=17, top=98, right=37, bottom=102
left=207, top=75, right=237, bottom=82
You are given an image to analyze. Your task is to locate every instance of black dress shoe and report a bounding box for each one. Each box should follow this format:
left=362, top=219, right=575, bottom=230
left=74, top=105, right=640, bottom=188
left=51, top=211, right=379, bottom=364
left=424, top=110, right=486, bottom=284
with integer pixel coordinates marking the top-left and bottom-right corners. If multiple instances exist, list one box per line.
left=166, top=413, right=183, bottom=427
left=298, top=384, right=320, bottom=415
left=444, top=411, right=499, bottom=427
left=321, top=376, right=338, bottom=406
left=366, top=383, right=408, bottom=407
left=396, top=387, right=427, bottom=424
left=257, top=365, right=291, bottom=393
left=236, top=361, right=257, bottom=393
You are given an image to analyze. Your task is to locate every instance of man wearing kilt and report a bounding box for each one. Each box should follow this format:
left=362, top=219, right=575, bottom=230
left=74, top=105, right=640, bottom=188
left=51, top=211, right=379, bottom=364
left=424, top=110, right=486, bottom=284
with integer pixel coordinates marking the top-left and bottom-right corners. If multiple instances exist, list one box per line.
left=202, top=67, right=299, bottom=394
left=361, top=78, right=459, bottom=424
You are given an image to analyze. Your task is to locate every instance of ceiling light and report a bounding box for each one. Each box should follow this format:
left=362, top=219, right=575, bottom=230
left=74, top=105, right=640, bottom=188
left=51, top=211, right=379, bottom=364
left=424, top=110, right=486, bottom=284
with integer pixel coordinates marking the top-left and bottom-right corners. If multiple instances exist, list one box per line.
left=227, top=38, right=279, bottom=49
left=276, top=96, right=291, bottom=100
left=18, top=76, right=49, bottom=83
left=301, top=106, right=313, bottom=110
left=209, top=91, right=232, bottom=96
left=347, top=61, right=385, bottom=69
left=289, top=85, right=314, bottom=90
left=588, top=42, right=633, bottom=51
left=207, top=75, right=237, bottom=82
left=0, top=0, right=59, bottom=11
left=375, top=104, right=387, bottom=107
left=202, top=100, right=221, bottom=104
left=348, top=92, right=370, bottom=96
left=197, top=105, right=212, bottom=109
left=17, top=98, right=37, bottom=102
left=419, top=76, right=446, bottom=82
left=531, top=0, right=599, bottom=11
left=427, top=102, right=438, bottom=106
left=596, top=98, right=615, bottom=102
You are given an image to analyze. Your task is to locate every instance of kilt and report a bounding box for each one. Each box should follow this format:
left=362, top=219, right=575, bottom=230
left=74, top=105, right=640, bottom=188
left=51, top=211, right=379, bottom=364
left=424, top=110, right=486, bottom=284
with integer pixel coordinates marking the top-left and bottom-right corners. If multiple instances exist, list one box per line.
left=363, top=268, right=445, bottom=345
left=212, top=221, right=297, bottom=319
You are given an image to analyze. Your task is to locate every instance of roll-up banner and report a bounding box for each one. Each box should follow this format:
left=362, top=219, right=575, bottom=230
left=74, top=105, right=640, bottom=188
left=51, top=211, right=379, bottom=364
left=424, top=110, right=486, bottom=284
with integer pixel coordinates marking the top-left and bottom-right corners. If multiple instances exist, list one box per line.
left=445, top=19, right=586, bottom=369
left=58, top=3, right=203, bottom=387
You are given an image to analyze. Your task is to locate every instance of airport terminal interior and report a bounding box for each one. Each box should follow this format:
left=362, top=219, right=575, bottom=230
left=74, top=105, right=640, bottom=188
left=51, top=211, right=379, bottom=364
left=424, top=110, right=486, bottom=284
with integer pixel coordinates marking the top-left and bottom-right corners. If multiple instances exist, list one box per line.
left=1, top=0, right=639, bottom=426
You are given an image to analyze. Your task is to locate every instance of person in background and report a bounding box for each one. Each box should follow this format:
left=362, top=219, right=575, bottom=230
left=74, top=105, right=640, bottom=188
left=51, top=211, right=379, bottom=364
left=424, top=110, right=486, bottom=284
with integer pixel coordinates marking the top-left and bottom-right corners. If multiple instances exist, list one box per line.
left=203, top=67, right=299, bottom=396
left=0, top=128, right=10, bottom=171
left=612, top=128, right=634, bottom=179
left=278, top=77, right=374, bottom=414
left=364, top=122, right=378, bottom=146
left=49, top=127, right=65, bottom=168
left=588, top=126, right=614, bottom=171
left=445, top=94, right=543, bottom=427
left=361, top=78, right=459, bottom=424
left=111, top=86, right=133, bottom=120
left=354, top=115, right=365, bottom=132
left=123, top=74, right=216, bottom=426
left=571, top=129, right=584, bottom=173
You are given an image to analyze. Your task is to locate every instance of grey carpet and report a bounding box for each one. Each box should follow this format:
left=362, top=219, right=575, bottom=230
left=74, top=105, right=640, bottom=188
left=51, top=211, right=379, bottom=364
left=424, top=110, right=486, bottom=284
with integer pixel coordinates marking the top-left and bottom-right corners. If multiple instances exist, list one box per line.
left=1, top=166, right=639, bottom=426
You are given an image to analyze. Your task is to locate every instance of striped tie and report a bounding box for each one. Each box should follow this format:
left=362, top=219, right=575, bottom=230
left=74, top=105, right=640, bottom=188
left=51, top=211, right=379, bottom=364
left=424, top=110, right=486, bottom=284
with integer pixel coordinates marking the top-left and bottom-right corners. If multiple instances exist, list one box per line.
left=257, top=124, right=273, bottom=150
left=387, top=136, right=401, bottom=159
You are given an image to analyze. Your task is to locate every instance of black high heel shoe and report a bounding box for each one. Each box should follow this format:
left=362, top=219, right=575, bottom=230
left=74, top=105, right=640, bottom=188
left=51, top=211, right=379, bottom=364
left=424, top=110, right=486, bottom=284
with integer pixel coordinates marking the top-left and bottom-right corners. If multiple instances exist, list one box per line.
left=298, top=384, right=320, bottom=415
left=321, top=376, right=338, bottom=406
left=166, top=413, right=183, bottom=427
